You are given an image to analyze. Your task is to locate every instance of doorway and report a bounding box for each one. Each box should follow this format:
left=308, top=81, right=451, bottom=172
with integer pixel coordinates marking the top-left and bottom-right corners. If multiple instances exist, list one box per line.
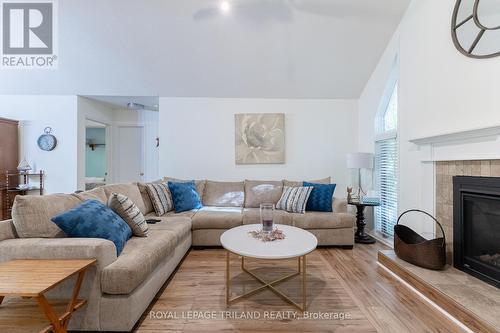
left=79, top=94, right=159, bottom=186
left=85, top=120, right=108, bottom=190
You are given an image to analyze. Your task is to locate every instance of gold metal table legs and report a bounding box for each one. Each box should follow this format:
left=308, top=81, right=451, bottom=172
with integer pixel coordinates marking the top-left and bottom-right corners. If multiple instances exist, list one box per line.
left=225, top=251, right=307, bottom=311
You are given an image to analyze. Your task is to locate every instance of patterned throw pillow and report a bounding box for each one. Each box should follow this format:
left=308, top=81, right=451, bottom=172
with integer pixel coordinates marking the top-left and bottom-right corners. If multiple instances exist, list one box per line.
left=303, top=182, right=337, bottom=212
left=51, top=200, right=132, bottom=255
left=145, top=183, right=174, bottom=216
left=276, top=186, right=314, bottom=214
left=168, top=181, right=203, bottom=213
left=108, top=193, right=148, bottom=237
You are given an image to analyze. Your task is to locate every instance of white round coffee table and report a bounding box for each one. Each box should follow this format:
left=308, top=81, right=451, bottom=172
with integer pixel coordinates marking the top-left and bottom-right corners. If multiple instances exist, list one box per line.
left=220, top=224, right=318, bottom=311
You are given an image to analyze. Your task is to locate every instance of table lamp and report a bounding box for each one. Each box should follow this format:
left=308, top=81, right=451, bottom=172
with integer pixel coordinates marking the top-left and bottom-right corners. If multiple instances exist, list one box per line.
left=347, top=152, right=374, bottom=200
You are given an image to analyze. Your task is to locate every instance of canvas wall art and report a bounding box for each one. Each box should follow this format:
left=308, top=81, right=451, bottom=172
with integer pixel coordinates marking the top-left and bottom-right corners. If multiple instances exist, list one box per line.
left=235, top=113, right=285, bottom=164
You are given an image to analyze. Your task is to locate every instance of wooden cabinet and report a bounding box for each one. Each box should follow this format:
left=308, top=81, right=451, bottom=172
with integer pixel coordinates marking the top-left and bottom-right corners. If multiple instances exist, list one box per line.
left=0, top=118, right=19, bottom=220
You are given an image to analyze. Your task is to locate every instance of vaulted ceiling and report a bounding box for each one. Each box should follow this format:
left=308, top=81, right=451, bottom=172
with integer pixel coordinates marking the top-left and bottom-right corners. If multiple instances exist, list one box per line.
left=0, top=0, right=410, bottom=98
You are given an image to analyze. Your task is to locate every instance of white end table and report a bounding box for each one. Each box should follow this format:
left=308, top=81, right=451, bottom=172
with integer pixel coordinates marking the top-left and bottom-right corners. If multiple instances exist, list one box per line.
left=220, top=224, right=317, bottom=311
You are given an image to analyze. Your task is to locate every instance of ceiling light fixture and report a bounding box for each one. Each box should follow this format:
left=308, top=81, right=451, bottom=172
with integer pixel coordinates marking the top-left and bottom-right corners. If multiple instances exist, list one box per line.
left=126, top=101, right=159, bottom=112
left=219, top=0, right=231, bottom=14
left=127, top=102, right=143, bottom=110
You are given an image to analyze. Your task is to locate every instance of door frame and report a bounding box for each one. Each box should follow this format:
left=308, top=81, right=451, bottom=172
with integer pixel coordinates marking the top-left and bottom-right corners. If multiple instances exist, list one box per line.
left=115, top=123, right=146, bottom=183
left=84, top=118, right=111, bottom=184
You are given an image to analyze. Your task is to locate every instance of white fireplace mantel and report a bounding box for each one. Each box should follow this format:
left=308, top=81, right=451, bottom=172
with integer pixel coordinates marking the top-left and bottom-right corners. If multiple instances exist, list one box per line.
left=409, top=125, right=500, bottom=162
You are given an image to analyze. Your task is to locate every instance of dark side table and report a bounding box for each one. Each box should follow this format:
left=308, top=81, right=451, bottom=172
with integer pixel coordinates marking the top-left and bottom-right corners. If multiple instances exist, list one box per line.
left=348, top=201, right=380, bottom=244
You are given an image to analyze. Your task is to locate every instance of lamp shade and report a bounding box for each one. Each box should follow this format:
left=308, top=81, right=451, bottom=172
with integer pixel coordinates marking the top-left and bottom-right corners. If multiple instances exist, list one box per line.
left=347, top=152, right=373, bottom=169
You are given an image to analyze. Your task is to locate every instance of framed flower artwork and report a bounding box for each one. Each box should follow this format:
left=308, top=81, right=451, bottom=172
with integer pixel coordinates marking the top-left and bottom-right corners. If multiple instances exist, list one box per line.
left=235, top=113, right=285, bottom=164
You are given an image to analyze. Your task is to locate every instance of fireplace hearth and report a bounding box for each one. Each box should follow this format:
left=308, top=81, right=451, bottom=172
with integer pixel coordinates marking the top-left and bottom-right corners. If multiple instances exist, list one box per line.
left=453, top=176, right=500, bottom=288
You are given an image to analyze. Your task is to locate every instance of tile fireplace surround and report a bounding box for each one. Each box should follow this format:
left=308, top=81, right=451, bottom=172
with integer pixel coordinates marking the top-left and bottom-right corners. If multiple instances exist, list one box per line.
left=435, top=160, right=500, bottom=264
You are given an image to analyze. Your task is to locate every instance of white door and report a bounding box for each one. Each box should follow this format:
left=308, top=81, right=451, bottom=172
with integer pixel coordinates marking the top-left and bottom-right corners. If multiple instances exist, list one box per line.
left=117, top=126, right=144, bottom=183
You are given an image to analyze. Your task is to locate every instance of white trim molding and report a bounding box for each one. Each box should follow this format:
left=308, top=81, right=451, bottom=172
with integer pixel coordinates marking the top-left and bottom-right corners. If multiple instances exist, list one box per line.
left=409, top=125, right=500, bottom=162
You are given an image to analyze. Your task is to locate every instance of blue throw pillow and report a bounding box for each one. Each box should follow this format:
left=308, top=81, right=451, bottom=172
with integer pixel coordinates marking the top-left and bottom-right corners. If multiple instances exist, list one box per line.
left=303, top=182, right=337, bottom=212
left=51, top=200, right=132, bottom=255
left=168, top=181, right=203, bottom=213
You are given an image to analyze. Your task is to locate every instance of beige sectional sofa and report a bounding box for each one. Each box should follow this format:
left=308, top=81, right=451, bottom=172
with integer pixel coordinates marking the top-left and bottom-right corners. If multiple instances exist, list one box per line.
left=0, top=179, right=355, bottom=331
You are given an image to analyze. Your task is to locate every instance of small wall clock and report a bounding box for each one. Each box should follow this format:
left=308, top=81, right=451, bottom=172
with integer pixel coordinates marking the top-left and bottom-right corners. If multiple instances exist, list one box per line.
left=37, top=127, right=58, bottom=151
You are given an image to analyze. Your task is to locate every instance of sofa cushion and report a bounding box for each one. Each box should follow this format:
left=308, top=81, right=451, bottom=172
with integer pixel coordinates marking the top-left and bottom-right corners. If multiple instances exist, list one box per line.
left=0, top=220, right=17, bottom=241
left=164, top=177, right=206, bottom=198
left=244, top=180, right=283, bottom=208
left=137, top=182, right=158, bottom=215
left=203, top=181, right=244, bottom=207
left=12, top=194, right=81, bottom=238
left=292, top=212, right=355, bottom=229
left=283, top=177, right=331, bottom=187
left=102, top=183, right=148, bottom=215
left=144, top=183, right=174, bottom=216
left=51, top=200, right=132, bottom=256
left=192, top=207, right=243, bottom=230
left=72, top=187, right=107, bottom=204
left=165, top=209, right=199, bottom=219
left=108, top=193, right=149, bottom=237
left=304, top=182, right=337, bottom=212
left=168, top=181, right=203, bottom=213
left=144, top=214, right=192, bottom=241
left=242, top=208, right=292, bottom=225
left=0, top=238, right=117, bottom=270
left=101, top=230, right=177, bottom=295
left=276, top=186, right=313, bottom=214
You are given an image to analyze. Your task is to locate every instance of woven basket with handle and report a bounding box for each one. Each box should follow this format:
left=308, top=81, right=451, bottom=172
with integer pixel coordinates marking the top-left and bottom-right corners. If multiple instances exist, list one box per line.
left=394, top=209, right=446, bottom=270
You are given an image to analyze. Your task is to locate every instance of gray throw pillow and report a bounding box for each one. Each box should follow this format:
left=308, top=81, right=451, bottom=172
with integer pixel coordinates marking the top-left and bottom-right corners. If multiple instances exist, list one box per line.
left=108, top=193, right=149, bottom=237
left=145, top=183, right=174, bottom=216
left=276, top=186, right=314, bottom=214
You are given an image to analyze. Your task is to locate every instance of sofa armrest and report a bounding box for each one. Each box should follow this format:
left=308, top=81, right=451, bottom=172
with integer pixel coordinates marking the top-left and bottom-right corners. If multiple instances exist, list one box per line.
left=332, top=197, right=348, bottom=213
left=0, top=220, right=17, bottom=241
left=0, top=238, right=117, bottom=269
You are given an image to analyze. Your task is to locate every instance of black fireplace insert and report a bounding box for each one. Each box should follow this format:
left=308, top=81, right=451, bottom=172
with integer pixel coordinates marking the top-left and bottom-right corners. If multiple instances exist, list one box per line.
left=453, top=176, right=500, bottom=288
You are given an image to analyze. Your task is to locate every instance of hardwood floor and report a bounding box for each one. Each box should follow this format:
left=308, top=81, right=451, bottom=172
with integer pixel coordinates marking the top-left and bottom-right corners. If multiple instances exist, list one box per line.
left=136, top=243, right=466, bottom=333
left=0, top=299, right=69, bottom=332
left=0, top=243, right=466, bottom=332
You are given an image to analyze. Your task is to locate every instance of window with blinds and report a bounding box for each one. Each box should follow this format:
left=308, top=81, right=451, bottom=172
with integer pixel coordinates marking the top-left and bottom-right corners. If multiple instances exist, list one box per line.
left=374, top=72, right=398, bottom=238
left=374, top=137, right=398, bottom=237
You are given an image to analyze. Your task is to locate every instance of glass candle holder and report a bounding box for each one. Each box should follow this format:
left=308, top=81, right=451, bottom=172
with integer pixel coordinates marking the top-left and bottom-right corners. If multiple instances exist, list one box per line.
left=260, top=203, right=274, bottom=232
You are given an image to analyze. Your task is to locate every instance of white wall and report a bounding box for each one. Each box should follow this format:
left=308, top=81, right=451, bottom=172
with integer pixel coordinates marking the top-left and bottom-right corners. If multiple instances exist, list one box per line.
left=358, top=0, right=500, bottom=233
left=0, top=95, right=78, bottom=194
left=358, top=32, right=400, bottom=154
left=159, top=98, right=357, bottom=197
left=77, top=97, right=159, bottom=190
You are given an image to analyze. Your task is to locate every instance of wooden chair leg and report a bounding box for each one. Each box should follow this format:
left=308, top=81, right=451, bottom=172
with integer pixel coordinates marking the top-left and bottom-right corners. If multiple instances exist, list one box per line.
left=36, top=294, right=66, bottom=333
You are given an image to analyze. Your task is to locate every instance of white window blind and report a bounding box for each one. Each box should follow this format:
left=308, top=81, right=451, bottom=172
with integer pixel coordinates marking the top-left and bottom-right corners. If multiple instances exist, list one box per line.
left=374, top=137, right=398, bottom=237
